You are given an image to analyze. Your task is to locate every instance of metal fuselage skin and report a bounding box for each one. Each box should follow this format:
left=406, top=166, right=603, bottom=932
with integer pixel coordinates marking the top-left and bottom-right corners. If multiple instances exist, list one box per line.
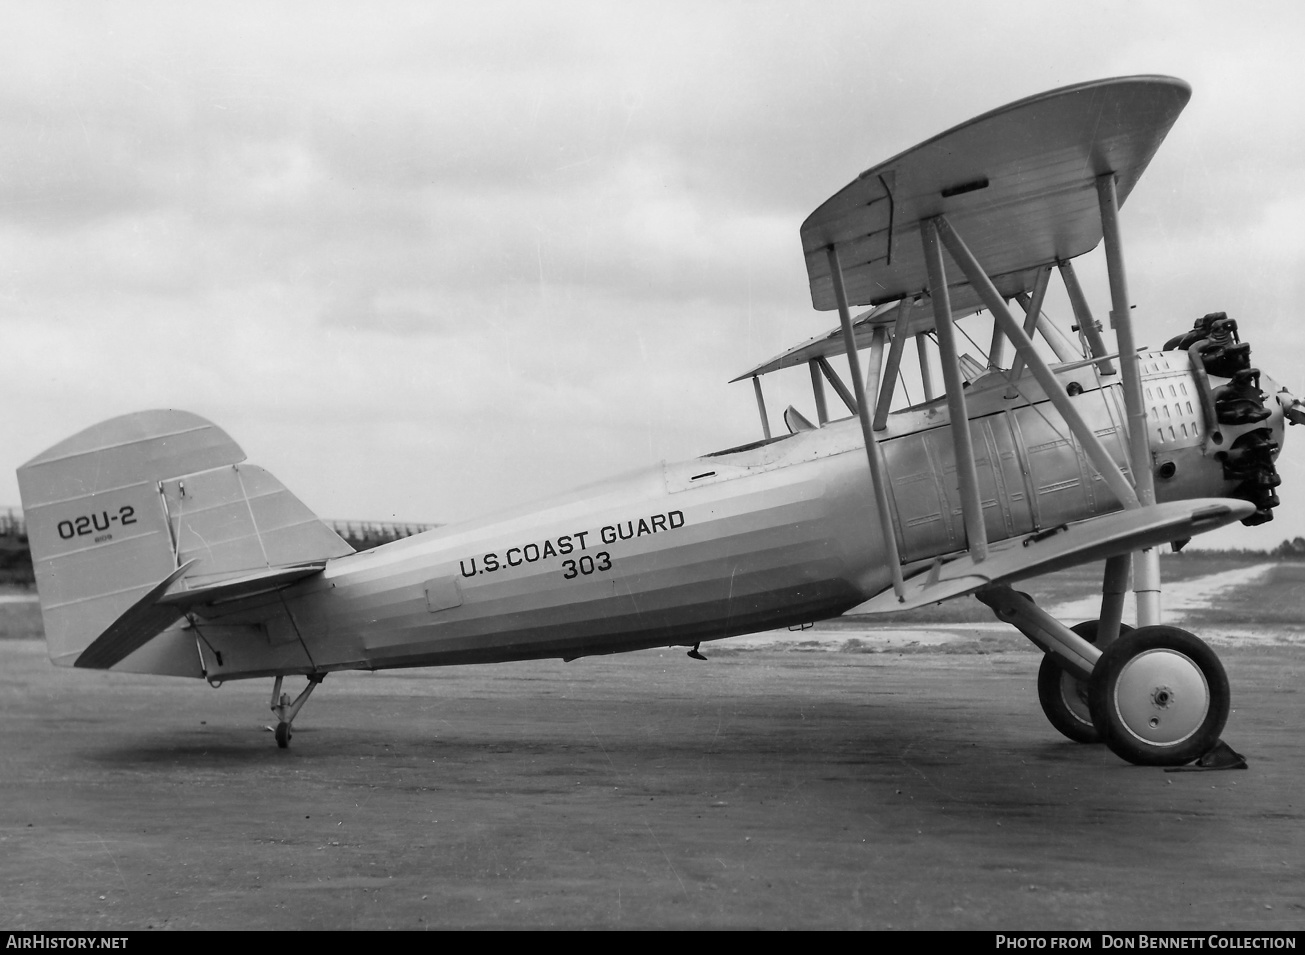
left=189, top=352, right=1284, bottom=683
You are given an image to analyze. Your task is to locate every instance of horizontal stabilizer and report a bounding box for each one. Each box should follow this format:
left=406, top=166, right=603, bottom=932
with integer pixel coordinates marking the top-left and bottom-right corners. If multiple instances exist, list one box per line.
left=74, top=561, right=197, bottom=669
left=164, top=464, right=353, bottom=589
left=161, top=563, right=328, bottom=609
left=849, top=498, right=1254, bottom=615
left=75, top=561, right=328, bottom=670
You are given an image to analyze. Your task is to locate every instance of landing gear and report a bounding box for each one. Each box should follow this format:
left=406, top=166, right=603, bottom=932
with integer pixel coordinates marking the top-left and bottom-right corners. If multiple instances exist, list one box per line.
left=1037, top=621, right=1132, bottom=744
left=270, top=673, right=325, bottom=749
left=1088, top=626, right=1230, bottom=767
left=979, top=583, right=1237, bottom=767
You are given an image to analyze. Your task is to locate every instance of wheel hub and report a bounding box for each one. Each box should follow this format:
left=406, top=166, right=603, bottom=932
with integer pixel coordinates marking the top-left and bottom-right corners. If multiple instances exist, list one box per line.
left=1060, top=672, right=1093, bottom=724
left=1114, top=649, right=1210, bottom=746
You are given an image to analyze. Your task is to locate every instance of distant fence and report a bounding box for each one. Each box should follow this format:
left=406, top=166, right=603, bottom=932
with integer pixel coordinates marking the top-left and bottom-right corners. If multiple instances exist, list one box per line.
left=0, top=508, right=24, bottom=541
left=326, top=520, right=438, bottom=549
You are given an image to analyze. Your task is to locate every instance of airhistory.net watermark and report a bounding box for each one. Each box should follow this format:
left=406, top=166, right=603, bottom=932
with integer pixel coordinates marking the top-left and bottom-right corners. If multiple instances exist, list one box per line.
left=6, top=938, right=128, bottom=950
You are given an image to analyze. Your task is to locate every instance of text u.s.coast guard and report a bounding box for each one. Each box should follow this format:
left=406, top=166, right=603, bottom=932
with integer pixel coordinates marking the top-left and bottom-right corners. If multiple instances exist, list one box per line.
left=460, top=510, right=686, bottom=580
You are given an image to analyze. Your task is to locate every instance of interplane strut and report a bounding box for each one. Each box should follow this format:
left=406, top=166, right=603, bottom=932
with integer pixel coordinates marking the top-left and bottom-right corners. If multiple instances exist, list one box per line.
left=1098, top=173, right=1162, bottom=627
left=920, top=219, right=989, bottom=561
left=825, top=245, right=906, bottom=599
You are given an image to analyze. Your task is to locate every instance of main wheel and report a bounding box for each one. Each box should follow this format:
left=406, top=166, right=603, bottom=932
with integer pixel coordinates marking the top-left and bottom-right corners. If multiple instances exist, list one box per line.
left=1088, top=626, right=1229, bottom=766
left=1037, top=621, right=1132, bottom=744
left=275, top=722, right=291, bottom=749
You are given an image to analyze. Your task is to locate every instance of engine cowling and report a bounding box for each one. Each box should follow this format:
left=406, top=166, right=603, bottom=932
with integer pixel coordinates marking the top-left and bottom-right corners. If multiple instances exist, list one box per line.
left=1160, top=312, right=1286, bottom=526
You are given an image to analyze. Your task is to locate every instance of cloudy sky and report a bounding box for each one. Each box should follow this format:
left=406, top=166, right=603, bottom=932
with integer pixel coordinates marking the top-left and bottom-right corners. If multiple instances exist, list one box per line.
left=3, top=1, right=1304, bottom=551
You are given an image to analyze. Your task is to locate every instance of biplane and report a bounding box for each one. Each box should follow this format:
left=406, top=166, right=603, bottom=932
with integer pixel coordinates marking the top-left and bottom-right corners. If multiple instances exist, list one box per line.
left=18, top=76, right=1301, bottom=766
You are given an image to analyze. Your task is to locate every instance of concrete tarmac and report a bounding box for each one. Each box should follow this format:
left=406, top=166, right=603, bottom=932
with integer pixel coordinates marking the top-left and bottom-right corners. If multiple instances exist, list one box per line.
left=1, top=636, right=1302, bottom=930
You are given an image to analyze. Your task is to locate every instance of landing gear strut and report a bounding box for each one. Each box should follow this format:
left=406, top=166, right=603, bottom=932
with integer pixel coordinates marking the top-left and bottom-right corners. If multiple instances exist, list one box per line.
left=1036, top=621, right=1132, bottom=744
left=270, top=673, right=324, bottom=749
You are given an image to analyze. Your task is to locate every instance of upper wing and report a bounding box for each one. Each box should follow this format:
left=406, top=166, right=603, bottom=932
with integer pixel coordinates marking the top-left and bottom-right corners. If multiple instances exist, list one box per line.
left=801, top=76, right=1190, bottom=310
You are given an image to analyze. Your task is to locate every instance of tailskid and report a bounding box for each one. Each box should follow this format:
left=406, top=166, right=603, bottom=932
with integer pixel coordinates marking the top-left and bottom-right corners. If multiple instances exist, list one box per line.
left=268, top=674, right=325, bottom=749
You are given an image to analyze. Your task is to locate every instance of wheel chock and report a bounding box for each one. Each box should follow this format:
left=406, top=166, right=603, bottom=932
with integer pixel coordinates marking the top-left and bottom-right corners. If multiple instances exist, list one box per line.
left=1163, top=739, right=1248, bottom=772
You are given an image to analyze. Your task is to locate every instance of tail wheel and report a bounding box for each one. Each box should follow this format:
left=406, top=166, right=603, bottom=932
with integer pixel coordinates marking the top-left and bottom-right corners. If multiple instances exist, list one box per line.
left=275, top=722, right=291, bottom=749
left=1037, top=621, right=1132, bottom=744
left=1088, top=626, right=1230, bottom=766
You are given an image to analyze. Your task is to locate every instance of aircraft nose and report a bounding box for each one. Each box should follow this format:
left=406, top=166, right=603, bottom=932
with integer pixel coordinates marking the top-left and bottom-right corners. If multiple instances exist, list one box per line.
left=1269, top=374, right=1305, bottom=429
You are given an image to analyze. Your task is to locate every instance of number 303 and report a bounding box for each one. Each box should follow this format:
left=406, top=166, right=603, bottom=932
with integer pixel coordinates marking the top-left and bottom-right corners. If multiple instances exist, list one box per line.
left=562, top=551, right=612, bottom=579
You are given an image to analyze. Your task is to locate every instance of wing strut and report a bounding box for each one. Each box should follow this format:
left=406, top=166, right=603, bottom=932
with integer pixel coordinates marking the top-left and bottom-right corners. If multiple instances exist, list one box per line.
left=873, top=298, right=913, bottom=430
left=1004, top=265, right=1054, bottom=399
left=917, top=334, right=937, bottom=400
left=825, top=245, right=905, bottom=599
left=929, top=214, right=1141, bottom=513
left=1059, top=260, right=1116, bottom=375
left=1098, top=172, right=1161, bottom=627
left=808, top=360, right=829, bottom=425
left=921, top=219, right=989, bottom=561
left=863, top=325, right=890, bottom=428
left=987, top=314, right=1008, bottom=371
left=750, top=376, right=772, bottom=440
left=815, top=356, right=858, bottom=415
left=1016, top=289, right=1080, bottom=362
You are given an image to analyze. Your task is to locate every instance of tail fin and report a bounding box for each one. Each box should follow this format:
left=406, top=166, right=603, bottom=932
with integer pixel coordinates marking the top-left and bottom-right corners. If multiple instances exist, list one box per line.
left=17, top=410, right=352, bottom=670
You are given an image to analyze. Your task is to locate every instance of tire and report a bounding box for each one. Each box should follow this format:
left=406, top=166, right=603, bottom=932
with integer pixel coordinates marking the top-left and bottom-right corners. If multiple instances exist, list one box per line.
left=1037, top=621, right=1132, bottom=744
left=1088, top=626, right=1230, bottom=766
left=275, top=722, right=291, bottom=749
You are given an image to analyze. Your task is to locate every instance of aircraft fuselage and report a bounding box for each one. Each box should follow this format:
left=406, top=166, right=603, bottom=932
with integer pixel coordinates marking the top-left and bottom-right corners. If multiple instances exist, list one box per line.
left=186, top=349, right=1285, bottom=683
